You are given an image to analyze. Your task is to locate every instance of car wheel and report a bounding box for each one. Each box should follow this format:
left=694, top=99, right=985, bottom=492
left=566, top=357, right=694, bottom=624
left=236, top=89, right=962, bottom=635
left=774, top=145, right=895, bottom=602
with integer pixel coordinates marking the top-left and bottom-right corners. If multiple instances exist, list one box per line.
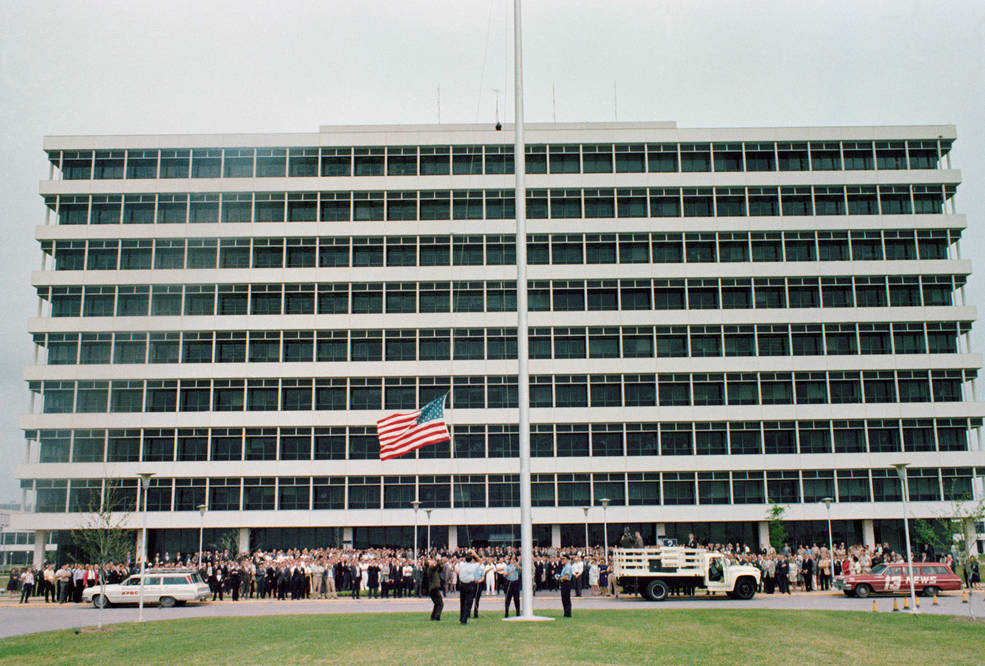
left=644, top=579, right=670, bottom=602
left=92, top=595, right=110, bottom=609
left=733, top=577, right=756, bottom=600
left=923, top=586, right=939, bottom=598
left=159, top=596, right=176, bottom=608
left=854, top=583, right=872, bottom=599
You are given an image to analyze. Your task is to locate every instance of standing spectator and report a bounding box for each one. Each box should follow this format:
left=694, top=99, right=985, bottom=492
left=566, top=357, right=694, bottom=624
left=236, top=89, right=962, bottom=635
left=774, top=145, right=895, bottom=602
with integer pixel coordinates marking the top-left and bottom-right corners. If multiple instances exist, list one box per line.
left=558, top=554, right=573, bottom=618
left=19, top=568, right=34, bottom=603
left=776, top=556, right=790, bottom=594
left=349, top=560, right=361, bottom=599
left=55, top=564, right=71, bottom=602
left=6, top=568, right=19, bottom=600
left=367, top=560, right=380, bottom=598
left=571, top=555, right=585, bottom=597
left=42, top=565, right=55, bottom=602
left=818, top=552, right=831, bottom=591
left=588, top=559, right=600, bottom=595
left=72, top=565, right=85, bottom=603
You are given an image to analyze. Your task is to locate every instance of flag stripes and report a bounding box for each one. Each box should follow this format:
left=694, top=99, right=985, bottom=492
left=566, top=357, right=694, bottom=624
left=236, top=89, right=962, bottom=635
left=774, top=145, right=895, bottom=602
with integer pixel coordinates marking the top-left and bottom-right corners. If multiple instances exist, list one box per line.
left=376, top=394, right=450, bottom=460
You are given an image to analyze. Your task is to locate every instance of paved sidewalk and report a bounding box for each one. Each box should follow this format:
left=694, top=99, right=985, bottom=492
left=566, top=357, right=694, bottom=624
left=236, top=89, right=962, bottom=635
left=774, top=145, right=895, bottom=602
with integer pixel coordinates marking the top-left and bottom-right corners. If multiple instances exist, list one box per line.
left=0, top=590, right=982, bottom=639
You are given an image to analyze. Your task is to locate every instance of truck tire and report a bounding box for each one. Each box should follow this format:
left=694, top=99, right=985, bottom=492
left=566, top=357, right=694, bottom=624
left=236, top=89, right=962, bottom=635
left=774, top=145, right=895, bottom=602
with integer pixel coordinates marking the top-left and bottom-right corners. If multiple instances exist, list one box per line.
left=92, top=594, right=110, bottom=609
left=159, top=596, right=176, bottom=608
left=644, top=579, right=670, bottom=602
left=853, top=583, right=872, bottom=599
left=922, top=586, right=939, bottom=598
left=732, top=577, right=756, bottom=600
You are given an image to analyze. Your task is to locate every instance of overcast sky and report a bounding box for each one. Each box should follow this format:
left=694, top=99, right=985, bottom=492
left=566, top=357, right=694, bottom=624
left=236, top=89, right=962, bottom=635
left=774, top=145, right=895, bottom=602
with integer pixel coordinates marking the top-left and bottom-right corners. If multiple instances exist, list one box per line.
left=1, top=0, right=983, bottom=501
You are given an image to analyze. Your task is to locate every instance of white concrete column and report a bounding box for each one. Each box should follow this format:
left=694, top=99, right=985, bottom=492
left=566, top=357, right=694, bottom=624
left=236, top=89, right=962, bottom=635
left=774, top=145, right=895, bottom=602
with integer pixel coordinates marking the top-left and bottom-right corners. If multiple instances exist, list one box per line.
left=656, top=522, right=666, bottom=538
left=342, top=526, right=353, bottom=548
left=447, top=526, right=457, bottom=551
left=237, top=527, right=250, bottom=554
left=33, top=530, right=48, bottom=568
left=551, top=524, right=561, bottom=548
left=135, top=530, right=144, bottom=563
left=862, top=519, right=876, bottom=548
left=758, top=521, right=770, bottom=551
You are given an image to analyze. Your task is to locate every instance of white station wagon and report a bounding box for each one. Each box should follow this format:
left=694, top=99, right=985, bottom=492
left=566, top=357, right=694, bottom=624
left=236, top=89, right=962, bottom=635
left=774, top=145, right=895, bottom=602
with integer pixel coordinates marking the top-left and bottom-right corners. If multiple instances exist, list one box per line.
left=83, top=570, right=210, bottom=608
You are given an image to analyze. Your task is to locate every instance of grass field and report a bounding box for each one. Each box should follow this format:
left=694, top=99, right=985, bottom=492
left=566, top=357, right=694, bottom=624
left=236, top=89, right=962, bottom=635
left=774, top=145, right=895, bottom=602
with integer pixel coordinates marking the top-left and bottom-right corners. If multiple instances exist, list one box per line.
left=0, top=609, right=982, bottom=664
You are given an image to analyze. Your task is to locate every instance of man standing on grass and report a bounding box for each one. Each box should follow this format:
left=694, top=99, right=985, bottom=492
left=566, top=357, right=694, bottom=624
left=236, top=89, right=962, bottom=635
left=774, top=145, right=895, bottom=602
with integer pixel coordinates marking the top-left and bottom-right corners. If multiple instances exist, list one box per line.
left=456, top=552, right=478, bottom=624
left=558, top=554, right=573, bottom=618
left=503, top=556, right=520, bottom=617
left=426, top=557, right=444, bottom=621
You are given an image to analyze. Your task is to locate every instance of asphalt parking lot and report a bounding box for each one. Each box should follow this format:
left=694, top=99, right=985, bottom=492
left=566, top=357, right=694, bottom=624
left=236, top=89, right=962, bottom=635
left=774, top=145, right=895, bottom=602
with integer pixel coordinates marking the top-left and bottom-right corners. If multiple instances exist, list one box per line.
left=0, top=590, right=982, bottom=639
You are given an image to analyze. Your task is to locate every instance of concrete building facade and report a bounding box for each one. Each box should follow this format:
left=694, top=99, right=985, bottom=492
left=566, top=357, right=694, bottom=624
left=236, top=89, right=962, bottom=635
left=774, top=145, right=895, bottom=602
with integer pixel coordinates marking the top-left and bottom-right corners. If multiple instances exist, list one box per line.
left=15, top=122, right=985, bottom=561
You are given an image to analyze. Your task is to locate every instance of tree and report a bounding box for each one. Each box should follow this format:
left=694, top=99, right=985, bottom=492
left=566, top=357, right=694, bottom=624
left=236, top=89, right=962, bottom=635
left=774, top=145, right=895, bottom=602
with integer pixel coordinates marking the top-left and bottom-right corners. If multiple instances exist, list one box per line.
left=766, top=504, right=787, bottom=553
left=914, top=485, right=985, bottom=588
left=71, top=480, right=135, bottom=629
left=216, top=529, right=240, bottom=557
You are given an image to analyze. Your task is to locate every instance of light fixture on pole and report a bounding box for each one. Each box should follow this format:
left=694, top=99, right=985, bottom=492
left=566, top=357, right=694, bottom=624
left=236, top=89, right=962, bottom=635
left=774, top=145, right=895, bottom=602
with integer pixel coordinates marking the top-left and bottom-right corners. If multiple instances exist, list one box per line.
left=197, top=504, right=207, bottom=565
left=820, top=497, right=834, bottom=583
left=600, top=498, right=610, bottom=553
left=0, top=512, right=9, bottom=568
left=582, top=506, right=590, bottom=551
left=425, top=508, right=432, bottom=554
left=137, top=472, right=154, bottom=623
left=892, top=463, right=918, bottom=614
left=411, top=499, right=421, bottom=562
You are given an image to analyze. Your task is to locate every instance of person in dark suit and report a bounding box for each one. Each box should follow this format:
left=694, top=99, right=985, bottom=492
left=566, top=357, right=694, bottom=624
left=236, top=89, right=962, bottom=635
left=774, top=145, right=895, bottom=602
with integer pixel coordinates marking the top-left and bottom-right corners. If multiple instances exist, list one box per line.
left=350, top=561, right=361, bottom=599
left=391, top=562, right=403, bottom=598
left=229, top=566, right=241, bottom=601
left=802, top=555, right=814, bottom=592
left=776, top=556, right=790, bottom=594
left=277, top=566, right=290, bottom=600
left=425, top=557, right=444, bottom=621
left=367, top=562, right=380, bottom=599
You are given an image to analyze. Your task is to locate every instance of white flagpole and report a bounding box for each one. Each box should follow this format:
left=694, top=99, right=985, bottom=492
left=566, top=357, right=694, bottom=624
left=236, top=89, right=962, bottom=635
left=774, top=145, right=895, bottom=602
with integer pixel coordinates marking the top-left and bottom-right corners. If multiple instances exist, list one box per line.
left=512, top=0, right=538, bottom=621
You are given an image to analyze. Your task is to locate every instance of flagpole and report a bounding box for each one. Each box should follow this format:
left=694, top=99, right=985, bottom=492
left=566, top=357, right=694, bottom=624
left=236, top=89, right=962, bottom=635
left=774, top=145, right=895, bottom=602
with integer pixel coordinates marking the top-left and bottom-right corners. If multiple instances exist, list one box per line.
left=512, top=0, right=539, bottom=622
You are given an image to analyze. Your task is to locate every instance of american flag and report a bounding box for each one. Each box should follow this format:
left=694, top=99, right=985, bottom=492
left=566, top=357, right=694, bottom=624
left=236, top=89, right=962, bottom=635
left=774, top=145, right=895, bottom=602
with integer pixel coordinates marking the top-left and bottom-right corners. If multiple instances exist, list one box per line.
left=376, top=393, right=450, bottom=461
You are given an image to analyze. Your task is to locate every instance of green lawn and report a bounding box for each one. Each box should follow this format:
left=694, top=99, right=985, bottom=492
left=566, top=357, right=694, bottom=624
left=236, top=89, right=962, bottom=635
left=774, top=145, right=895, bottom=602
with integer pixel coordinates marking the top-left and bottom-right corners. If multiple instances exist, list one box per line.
left=0, top=609, right=982, bottom=664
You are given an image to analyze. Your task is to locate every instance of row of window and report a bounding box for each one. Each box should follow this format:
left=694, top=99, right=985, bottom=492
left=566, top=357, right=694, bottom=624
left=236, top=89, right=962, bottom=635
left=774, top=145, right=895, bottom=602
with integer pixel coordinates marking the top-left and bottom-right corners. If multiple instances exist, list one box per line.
left=29, top=417, right=978, bottom=464
left=35, top=321, right=966, bottom=367
left=48, top=184, right=955, bottom=225
left=50, top=139, right=950, bottom=180
left=26, top=465, right=980, bottom=515
left=44, top=227, right=959, bottom=272
left=37, top=274, right=962, bottom=318
left=31, top=368, right=971, bottom=415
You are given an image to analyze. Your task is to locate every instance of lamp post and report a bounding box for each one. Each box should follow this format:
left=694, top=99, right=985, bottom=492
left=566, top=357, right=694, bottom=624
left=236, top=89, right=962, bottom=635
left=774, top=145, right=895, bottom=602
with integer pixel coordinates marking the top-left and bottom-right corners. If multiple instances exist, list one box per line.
left=893, top=463, right=918, bottom=614
left=0, top=512, right=9, bottom=568
left=820, top=497, right=834, bottom=582
left=197, top=504, right=207, bottom=565
left=600, top=499, right=610, bottom=554
left=425, top=508, right=432, bottom=554
left=582, top=506, right=590, bottom=551
left=411, top=500, right=421, bottom=562
left=137, top=472, right=154, bottom=623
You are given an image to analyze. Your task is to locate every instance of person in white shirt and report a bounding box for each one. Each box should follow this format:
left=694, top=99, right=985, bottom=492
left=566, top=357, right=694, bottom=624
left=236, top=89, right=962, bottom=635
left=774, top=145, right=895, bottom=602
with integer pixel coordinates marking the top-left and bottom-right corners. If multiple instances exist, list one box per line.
left=456, top=553, right=479, bottom=624
left=571, top=555, right=585, bottom=597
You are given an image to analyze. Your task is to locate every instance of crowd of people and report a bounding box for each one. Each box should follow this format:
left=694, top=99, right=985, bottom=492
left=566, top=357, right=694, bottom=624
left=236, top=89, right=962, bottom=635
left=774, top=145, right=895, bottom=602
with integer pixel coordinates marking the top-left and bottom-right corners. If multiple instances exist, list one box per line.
left=5, top=532, right=981, bottom=607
